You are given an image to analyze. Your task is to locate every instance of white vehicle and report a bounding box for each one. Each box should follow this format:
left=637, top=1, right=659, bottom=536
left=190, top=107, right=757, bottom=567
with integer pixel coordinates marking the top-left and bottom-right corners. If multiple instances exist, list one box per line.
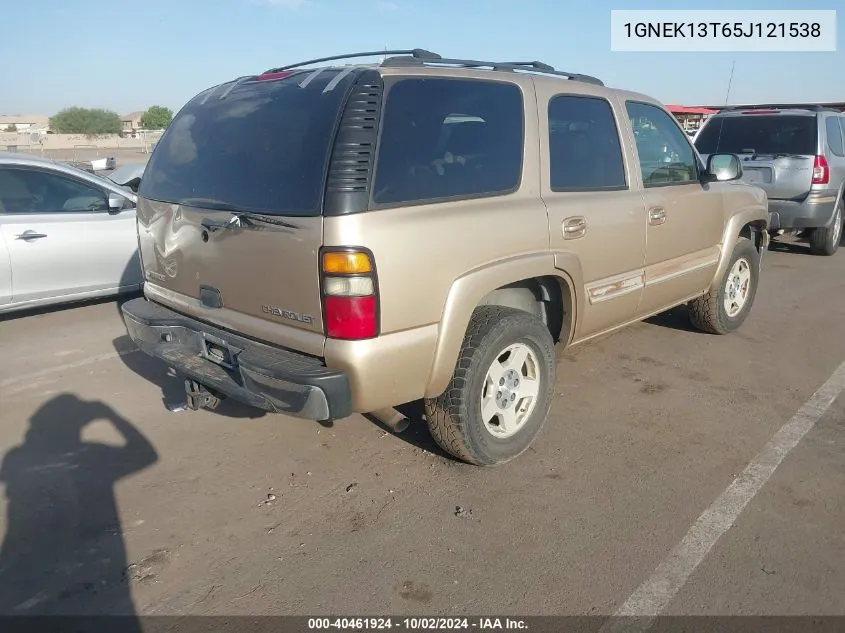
left=0, top=152, right=145, bottom=315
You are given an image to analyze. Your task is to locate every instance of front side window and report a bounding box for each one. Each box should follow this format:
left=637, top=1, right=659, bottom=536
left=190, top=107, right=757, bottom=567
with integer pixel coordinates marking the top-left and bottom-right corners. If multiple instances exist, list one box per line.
left=548, top=95, right=626, bottom=191
left=626, top=101, right=699, bottom=186
left=0, top=167, right=108, bottom=214
left=373, top=78, right=524, bottom=206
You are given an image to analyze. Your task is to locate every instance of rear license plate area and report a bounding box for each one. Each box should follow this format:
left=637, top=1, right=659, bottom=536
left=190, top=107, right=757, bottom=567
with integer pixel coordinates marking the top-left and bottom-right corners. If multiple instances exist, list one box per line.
left=200, top=334, right=237, bottom=370
left=742, top=167, right=772, bottom=184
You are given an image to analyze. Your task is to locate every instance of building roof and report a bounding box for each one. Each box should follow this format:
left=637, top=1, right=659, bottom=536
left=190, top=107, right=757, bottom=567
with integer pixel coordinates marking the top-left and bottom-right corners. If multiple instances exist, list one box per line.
left=692, top=102, right=845, bottom=112
left=665, top=105, right=718, bottom=115
left=121, top=111, right=144, bottom=121
left=0, top=114, right=50, bottom=126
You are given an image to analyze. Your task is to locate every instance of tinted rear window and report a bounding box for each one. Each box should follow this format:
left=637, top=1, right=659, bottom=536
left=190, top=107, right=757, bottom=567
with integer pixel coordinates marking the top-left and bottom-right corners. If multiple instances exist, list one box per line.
left=139, top=69, right=355, bottom=216
left=372, top=78, right=524, bottom=206
left=695, top=115, right=817, bottom=156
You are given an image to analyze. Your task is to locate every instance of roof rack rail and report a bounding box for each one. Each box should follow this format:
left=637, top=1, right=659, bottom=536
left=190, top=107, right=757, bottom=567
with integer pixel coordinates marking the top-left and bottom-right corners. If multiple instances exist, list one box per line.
left=721, top=103, right=829, bottom=112
left=380, top=55, right=604, bottom=86
left=263, top=49, right=441, bottom=74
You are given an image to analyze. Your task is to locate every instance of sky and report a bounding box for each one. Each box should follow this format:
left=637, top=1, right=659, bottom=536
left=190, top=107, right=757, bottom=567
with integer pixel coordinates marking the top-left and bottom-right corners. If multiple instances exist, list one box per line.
left=1, top=0, right=842, bottom=116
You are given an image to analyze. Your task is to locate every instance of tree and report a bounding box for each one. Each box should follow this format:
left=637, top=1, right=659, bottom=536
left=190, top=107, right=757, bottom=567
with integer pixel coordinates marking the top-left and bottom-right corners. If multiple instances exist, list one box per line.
left=49, top=107, right=122, bottom=135
left=140, top=105, right=173, bottom=130
left=4, top=124, right=17, bottom=132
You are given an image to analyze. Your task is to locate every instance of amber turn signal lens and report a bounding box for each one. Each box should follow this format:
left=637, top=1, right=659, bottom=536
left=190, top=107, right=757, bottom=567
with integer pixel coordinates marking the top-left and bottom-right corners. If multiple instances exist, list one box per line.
left=322, top=251, right=372, bottom=274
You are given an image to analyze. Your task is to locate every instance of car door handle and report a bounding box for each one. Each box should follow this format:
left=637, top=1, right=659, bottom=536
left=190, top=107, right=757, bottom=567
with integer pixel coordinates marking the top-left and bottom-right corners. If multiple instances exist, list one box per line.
left=562, top=216, right=587, bottom=239
left=648, top=207, right=666, bottom=225
left=15, top=230, right=48, bottom=241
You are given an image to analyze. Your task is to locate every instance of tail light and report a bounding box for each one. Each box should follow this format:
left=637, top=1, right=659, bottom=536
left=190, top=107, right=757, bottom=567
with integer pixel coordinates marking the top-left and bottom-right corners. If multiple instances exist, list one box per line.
left=320, top=248, right=379, bottom=340
left=812, top=155, right=830, bottom=185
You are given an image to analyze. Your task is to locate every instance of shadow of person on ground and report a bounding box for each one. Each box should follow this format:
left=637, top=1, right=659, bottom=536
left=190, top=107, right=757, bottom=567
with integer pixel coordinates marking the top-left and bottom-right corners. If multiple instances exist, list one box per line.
left=0, top=395, right=156, bottom=624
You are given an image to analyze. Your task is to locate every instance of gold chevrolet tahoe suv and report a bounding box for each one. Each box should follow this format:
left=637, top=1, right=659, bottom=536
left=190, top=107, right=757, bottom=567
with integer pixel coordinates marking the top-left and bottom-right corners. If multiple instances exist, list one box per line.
left=121, top=49, right=769, bottom=465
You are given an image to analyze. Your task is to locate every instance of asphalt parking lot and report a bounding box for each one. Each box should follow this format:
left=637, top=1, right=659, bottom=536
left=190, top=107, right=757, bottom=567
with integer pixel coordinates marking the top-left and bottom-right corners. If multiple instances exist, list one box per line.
left=1, top=234, right=844, bottom=622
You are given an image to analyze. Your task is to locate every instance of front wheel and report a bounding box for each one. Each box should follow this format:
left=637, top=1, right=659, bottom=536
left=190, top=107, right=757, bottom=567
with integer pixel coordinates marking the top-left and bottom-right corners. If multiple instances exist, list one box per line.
left=424, top=306, right=556, bottom=466
left=808, top=201, right=843, bottom=256
left=688, top=237, right=760, bottom=335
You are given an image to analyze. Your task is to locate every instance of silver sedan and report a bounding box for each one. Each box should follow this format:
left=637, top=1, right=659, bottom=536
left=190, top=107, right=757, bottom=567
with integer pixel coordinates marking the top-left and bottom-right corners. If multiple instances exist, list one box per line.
left=0, top=152, right=145, bottom=315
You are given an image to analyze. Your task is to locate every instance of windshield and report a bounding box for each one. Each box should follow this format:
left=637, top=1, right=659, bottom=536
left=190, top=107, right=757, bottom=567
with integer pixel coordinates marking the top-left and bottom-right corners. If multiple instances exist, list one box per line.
left=695, top=115, right=817, bottom=156
left=139, top=69, right=356, bottom=216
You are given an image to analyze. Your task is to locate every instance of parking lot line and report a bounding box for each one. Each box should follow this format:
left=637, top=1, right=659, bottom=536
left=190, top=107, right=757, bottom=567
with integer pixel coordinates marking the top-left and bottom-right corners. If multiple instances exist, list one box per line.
left=600, top=358, right=845, bottom=633
left=0, top=349, right=139, bottom=393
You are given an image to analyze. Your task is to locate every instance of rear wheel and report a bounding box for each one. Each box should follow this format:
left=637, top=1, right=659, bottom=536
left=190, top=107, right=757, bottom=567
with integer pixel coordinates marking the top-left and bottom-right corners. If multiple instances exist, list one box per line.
left=688, top=237, right=760, bottom=335
left=425, top=306, right=556, bottom=466
left=808, top=201, right=843, bottom=256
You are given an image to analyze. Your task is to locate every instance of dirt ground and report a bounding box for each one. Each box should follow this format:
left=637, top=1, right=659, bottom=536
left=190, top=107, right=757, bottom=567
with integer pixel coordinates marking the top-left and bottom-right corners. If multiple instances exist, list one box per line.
left=1, top=234, right=844, bottom=626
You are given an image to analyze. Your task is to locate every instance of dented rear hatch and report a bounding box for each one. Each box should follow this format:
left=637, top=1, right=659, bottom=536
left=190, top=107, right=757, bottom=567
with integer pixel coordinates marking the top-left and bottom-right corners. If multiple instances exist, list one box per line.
left=136, top=67, right=360, bottom=350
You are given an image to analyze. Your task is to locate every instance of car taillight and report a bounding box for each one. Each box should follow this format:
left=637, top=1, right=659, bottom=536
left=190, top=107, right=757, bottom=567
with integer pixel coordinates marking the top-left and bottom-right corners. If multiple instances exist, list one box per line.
left=320, top=249, right=379, bottom=340
left=812, top=155, right=830, bottom=185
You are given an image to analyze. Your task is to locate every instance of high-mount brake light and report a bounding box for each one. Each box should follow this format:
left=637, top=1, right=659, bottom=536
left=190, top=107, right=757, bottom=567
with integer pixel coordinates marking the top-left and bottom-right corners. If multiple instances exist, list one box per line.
left=256, top=71, right=295, bottom=81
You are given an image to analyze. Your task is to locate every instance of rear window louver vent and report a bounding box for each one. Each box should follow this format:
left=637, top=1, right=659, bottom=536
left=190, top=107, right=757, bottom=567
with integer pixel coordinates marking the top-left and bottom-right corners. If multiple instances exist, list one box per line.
left=324, top=71, right=384, bottom=215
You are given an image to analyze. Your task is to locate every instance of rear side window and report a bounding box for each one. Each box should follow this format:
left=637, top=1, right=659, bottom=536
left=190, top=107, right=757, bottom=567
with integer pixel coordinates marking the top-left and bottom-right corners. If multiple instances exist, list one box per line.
left=548, top=95, right=626, bottom=191
left=372, top=78, right=524, bottom=206
left=139, top=69, right=356, bottom=216
left=695, top=115, right=818, bottom=156
left=825, top=116, right=845, bottom=156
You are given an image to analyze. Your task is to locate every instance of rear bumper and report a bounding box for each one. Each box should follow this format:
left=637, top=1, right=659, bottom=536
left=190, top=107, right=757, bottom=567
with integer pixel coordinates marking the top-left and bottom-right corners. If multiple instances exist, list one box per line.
left=767, top=193, right=838, bottom=230
left=121, top=298, right=352, bottom=420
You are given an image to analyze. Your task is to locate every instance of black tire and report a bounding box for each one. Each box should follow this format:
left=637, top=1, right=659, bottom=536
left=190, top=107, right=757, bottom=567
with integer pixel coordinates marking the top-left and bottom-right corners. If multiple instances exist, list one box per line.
left=808, top=201, right=843, bottom=256
left=424, top=305, right=556, bottom=466
left=688, top=237, right=760, bottom=335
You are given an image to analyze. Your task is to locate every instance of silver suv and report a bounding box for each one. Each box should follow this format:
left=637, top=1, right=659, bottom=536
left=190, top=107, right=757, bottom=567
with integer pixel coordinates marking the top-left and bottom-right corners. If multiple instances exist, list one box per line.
left=695, top=104, right=845, bottom=255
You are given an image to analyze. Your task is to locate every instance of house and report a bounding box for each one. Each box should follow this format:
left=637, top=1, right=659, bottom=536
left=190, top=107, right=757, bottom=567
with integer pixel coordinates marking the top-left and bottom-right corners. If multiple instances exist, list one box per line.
left=665, top=105, right=718, bottom=133
left=0, top=114, right=50, bottom=133
left=121, top=111, right=144, bottom=134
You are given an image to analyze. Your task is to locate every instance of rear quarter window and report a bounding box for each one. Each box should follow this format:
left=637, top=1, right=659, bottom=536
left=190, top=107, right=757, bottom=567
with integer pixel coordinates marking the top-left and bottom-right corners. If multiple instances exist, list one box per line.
left=372, top=78, right=524, bottom=206
left=825, top=116, right=845, bottom=156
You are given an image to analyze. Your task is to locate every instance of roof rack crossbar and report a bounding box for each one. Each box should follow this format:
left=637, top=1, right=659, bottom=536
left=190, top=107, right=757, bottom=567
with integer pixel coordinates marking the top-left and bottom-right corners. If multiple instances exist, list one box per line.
left=721, top=103, right=828, bottom=112
left=499, top=61, right=556, bottom=72
left=264, top=49, right=441, bottom=74
left=380, top=56, right=604, bottom=86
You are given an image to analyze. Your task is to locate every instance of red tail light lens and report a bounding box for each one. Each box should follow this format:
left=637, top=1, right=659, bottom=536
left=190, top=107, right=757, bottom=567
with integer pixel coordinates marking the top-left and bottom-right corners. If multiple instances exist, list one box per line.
left=324, top=296, right=377, bottom=339
left=812, top=155, right=830, bottom=185
left=320, top=248, right=378, bottom=340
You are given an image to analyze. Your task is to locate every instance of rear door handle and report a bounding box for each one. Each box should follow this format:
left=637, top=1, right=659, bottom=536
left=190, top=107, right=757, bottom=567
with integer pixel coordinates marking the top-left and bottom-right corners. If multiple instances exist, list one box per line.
left=648, top=207, right=666, bottom=225
left=562, top=216, right=587, bottom=240
left=15, top=230, right=48, bottom=240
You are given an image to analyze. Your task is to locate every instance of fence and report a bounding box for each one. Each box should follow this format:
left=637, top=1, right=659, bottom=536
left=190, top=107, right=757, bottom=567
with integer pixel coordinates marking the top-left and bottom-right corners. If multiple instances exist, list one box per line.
left=1, top=132, right=163, bottom=164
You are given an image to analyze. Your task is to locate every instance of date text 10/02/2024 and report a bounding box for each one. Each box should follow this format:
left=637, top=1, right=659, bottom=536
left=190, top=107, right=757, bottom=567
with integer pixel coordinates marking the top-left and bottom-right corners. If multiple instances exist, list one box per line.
left=307, top=618, right=529, bottom=630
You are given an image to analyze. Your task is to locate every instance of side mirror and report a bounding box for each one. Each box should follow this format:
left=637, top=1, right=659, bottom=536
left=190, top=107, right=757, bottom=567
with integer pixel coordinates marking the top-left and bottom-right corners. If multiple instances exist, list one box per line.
left=705, top=153, right=743, bottom=182
left=108, top=192, right=127, bottom=214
